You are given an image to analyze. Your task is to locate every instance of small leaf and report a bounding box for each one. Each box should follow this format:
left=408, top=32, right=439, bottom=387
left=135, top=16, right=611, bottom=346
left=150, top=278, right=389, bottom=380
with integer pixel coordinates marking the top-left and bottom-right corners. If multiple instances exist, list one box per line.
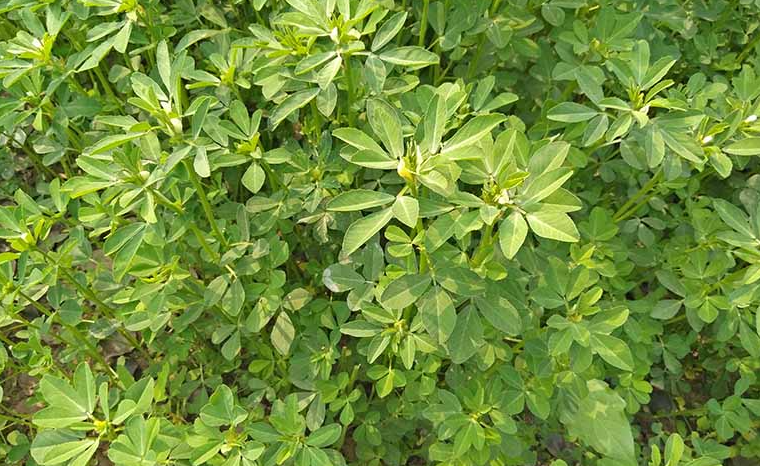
left=272, top=312, right=296, bottom=356
left=419, top=287, right=457, bottom=344
left=269, top=88, right=320, bottom=129
left=526, top=212, right=580, bottom=242
left=307, top=424, right=342, bottom=447
left=242, top=163, right=266, bottom=193
left=341, top=208, right=394, bottom=257
left=547, top=102, right=598, bottom=123
left=371, top=11, right=408, bottom=52
left=381, top=274, right=431, bottom=309
left=499, top=211, right=528, bottom=259
left=392, top=196, right=419, bottom=227
left=378, top=46, right=439, bottom=67
left=327, top=189, right=395, bottom=211
left=724, top=138, right=760, bottom=156
left=442, top=114, right=506, bottom=157
left=591, top=334, right=634, bottom=371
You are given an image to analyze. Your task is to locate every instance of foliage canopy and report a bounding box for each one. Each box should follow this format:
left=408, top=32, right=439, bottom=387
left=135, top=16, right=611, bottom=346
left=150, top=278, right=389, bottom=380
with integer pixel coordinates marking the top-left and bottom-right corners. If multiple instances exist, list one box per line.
left=1, top=1, right=760, bottom=465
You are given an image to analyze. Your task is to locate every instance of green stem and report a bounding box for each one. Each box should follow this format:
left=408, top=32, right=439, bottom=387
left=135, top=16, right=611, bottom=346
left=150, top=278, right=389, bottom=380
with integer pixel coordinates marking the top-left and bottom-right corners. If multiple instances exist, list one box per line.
left=418, top=0, right=429, bottom=47
left=15, top=287, right=116, bottom=379
left=344, top=56, right=357, bottom=126
left=648, top=407, right=706, bottom=420
left=184, top=159, right=229, bottom=248
left=467, top=36, right=486, bottom=79
left=738, top=30, right=760, bottom=63
left=189, top=223, right=219, bottom=260
left=37, top=248, right=149, bottom=359
left=16, top=141, right=55, bottom=180
left=613, top=168, right=662, bottom=222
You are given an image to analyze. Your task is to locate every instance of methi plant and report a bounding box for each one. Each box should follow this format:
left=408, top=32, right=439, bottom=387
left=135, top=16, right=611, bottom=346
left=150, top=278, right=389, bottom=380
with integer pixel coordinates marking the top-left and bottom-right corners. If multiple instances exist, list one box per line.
left=1, top=1, right=760, bottom=465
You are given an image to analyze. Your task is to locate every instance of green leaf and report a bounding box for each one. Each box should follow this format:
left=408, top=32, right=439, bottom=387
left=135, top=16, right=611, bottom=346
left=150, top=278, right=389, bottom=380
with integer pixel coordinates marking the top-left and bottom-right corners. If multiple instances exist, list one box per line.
left=327, top=189, right=395, bottom=212
left=371, top=11, right=408, bottom=52
left=242, top=162, right=266, bottom=193
left=475, top=292, right=521, bottom=336
left=193, top=147, right=211, bottom=177
left=200, top=385, right=248, bottom=427
left=269, top=88, right=320, bottom=129
left=378, top=46, right=439, bottom=67
left=222, top=278, right=245, bottom=317
left=381, top=273, right=431, bottom=309
left=547, top=102, right=598, bottom=123
left=713, top=199, right=755, bottom=238
left=441, top=114, right=506, bottom=157
left=724, top=138, right=760, bottom=156
left=565, top=380, right=636, bottom=465
left=591, top=334, right=634, bottom=371
left=323, top=264, right=366, bottom=292
left=436, top=267, right=485, bottom=297
left=271, top=312, right=296, bottom=356
left=333, top=128, right=387, bottom=154
left=521, top=168, right=574, bottom=207
left=306, top=424, right=342, bottom=447
left=156, top=40, right=172, bottom=91
left=630, top=40, right=650, bottom=85
left=340, top=320, right=383, bottom=337
left=392, top=196, right=419, bottom=227
left=31, top=431, right=98, bottom=466
left=447, top=306, right=484, bottom=364
left=422, top=93, right=446, bottom=154
left=341, top=208, right=394, bottom=257
left=84, top=132, right=144, bottom=156
left=419, top=287, right=457, bottom=344
left=499, top=211, right=528, bottom=259
left=526, top=212, right=579, bottom=242
left=367, top=99, right=404, bottom=160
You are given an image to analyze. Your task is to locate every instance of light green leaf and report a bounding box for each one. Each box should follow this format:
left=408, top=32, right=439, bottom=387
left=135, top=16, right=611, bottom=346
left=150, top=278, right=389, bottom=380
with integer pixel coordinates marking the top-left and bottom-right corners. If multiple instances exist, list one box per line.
left=200, top=385, right=248, bottom=427
left=272, top=312, right=295, bottom=356
left=367, top=99, right=404, bottom=160
left=379, top=46, right=439, bottom=67
left=526, top=212, right=579, bottom=242
left=419, top=287, right=457, bottom=345
left=565, top=380, right=636, bottom=465
left=371, top=11, right=408, bottom=52
left=591, top=334, right=634, bottom=371
left=499, top=211, right=528, bottom=259
left=547, top=102, right=598, bottom=123
left=341, top=208, right=394, bottom=257
left=307, top=424, right=342, bottom=447
left=322, top=264, right=366, bottom=292
left=269, top=88, right=320, bottom=129
left=521, top=168, right=574, bottom=207
left=333, top=128, right=387, bottom=154
left=392, top=196, right=419, bottom=227
left=724, top=138, right=760, bottom=156
left=242, top=162, right=266, bottom=193
left=327, top=189, right=395, bottom=212
left=447, top=306, right=484, bottom=364
left=441, top=114, right=506, bottom=157
left=381, top=273, right=431, bottom=309
left=713, top=198, right=754, bottom=238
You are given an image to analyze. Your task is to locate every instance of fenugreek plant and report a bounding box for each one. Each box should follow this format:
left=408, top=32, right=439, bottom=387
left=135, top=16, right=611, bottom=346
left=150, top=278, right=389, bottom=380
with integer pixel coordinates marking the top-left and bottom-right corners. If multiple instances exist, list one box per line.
left=1, top=1, right=760, bottom=465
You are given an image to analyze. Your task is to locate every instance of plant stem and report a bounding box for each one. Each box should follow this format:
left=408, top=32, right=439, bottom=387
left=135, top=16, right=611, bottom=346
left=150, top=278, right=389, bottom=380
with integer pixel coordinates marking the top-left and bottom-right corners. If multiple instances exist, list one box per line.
left=738, top=30, right=760, bottom=63
left=343, top=56, right=356, bottom=127
left=613, top=168, right=662, bottom=222
left=36, top=248, right=149, bottom=359
left=183, top=159, right=229, bottom=248
left=15, top=287, right=117, bottom=379
left=418, top=0, right=429, bottom=47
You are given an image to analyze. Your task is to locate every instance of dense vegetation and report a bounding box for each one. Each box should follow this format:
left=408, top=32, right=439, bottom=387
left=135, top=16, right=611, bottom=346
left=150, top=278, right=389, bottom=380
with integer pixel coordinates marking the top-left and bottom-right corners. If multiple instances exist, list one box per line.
left=2, top=0, right=760, bottom=465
